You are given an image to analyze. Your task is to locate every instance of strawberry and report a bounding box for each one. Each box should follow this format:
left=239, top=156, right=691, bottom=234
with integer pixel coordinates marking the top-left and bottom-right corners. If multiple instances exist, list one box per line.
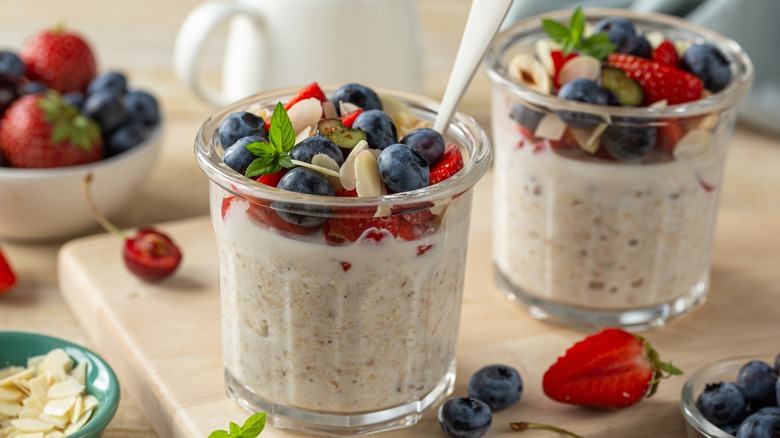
left=221, top=196, right=244, bottom=219
left=551, top=51, right=578, bottom=89
left=656, top=118, right=686, bottom=154
left=607, top=53, right=703, bottom=105
left=340, top=108, right=363, bottom=129
left=652, top=40, right=680, bottom=68
left=254, top=168, right=289, bottom=187
left=0, top=248, right=17, bottom=293
left=246, top=203, right=319, bottom=236
left=429, top=144, right=464, bottom=185
left=21, top=26, right=97, bottom=93
left=284, top=82, right=327, bottom=110
left=543, top=328, right=682, bottom=409
left=325, top=212, right=401, bottom=243
left=0, top=93, right=103, bottom=168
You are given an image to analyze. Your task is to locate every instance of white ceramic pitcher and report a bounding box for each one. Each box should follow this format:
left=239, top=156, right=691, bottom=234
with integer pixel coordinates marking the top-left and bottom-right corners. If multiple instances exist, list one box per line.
left=174, top=0, right=424, bottom=106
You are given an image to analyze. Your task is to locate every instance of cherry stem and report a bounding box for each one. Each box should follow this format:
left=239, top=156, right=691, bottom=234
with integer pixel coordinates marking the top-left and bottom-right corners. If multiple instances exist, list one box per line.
left=510, top=422, right=584, bottom=438
left=81, top=173, right=126, bottom=239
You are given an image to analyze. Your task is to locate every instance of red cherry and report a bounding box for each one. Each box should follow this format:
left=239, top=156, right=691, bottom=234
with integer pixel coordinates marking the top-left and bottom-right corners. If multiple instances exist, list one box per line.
left=124, top=228, right=182, bottom=281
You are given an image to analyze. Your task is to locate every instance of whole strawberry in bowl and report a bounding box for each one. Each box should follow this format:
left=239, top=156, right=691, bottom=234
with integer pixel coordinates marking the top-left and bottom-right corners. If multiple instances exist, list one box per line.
left=0, top=26, right=163, bottom=242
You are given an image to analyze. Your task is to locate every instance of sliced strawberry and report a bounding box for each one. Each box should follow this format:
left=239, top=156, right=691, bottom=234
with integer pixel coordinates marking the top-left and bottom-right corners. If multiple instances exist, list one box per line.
left=284, top=82, right=327, bottom=110
left=0, top=248, right=17, bottom=293
left=416, top=245, right=433, bottom=256
left=652, top=40, right=680, bottom=68
left=340, top=108, right=364, bottom=129
left=398, top=219, right=428, bottom=241
left=254, top=168, right=289, bottom=187
left=221, top=196, right=245, bottom=219
left=429, top=144, right=464, bottom=185
left=340, top=261, right=352, bottom=272
left=246, top=204, right=319, bottom=236
left=656, top=119, right=686, bottom=154
left=607, top=53, right=703, bottom=105
left=551, top=51, right=578, bottom=89
left=338, top=188, right=358, bottom=197
left=543, top=328, right=682, bottom=409
left=325, top=211, right=401, bottom=242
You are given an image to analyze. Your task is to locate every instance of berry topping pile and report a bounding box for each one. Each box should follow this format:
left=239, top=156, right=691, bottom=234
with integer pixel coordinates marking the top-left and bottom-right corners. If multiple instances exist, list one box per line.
left=0, top=26, right=161, bottom=168
left=696, top=355, right=780, bottom=437
left=218, top=82, right=466, bottom=244
left=507, top=7, right=733, bottom=163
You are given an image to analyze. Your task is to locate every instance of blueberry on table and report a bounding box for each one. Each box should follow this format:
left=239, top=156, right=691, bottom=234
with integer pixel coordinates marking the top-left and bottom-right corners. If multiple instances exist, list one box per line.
left=0, top=51, right=25, bottom=80
left=124, top=90, right=160, bottom=127
left=290, top=136, right=344, bottom=166
left=352, top=109, right=397, bottom=150
left=218, top=111, right=267, bottom=150
left=737, top=360, right=779, bottom=409
left=377, top=144, right=429, bottom=193
left=509, top=103, right=545, bottom=132
left=438, top=397, right=491, bottom=438
left=273, top=167, right=335, bottom=227
left=330, top=83, right=382, bottom=115
left=106, top=120, right=150, bottom=156
left=682, top=43, right=732, bottom=93
left=592, top=17, right=640, bottom=54
left=82, top=90, right=130, bottom=133
left=601, top=124, right=657, bottom=160
left=736, top=409, right=780, bottom=438
left=400, top=127, right=445, bottom=165
left=62, top=91, right=85, bottom=109
left=467, top=364, right=523, bottom=411
left=88, top=71, right=127, bottom=97
left=223, top=136, right=266, bottom=175
left=556, top=78, right=609, bottom=129
left=697, top=381, right=750, bottom=427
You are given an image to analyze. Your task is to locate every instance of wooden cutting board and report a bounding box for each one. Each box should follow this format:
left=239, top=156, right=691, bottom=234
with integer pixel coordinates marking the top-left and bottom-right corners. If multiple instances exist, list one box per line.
left=57, top=176, right=780, bottom=438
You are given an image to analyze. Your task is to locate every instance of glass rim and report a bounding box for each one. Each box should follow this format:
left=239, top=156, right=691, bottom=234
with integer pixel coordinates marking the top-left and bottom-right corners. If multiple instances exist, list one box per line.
left=195, top=86, right=492, bottom=208
left=485, top=8, right=754, bottom=119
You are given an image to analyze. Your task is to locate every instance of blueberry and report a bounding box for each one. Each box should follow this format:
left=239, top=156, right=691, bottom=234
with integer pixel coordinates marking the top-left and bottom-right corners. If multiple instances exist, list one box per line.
left=273, top=167, right=335, bottom=227
left=352, top=109, right=397, bottom=150
left=0, top=74, right=20, bottom=113
left=682, top=43, right=732, bottom=93
left=21, top=81, right=46, bottom=95
left=601, top=124, right=657, bottom=160
left=0, top=51, right=24, bottom=79
left=88, top=71, right=127, bottom=97
left=290, top=136, right=344, bottom=166
left=106, top=120, right=150, bottom=156
left=218, top=111, right=267, bottom=150
left=124, top=90, right=160, bottom=127
left=736, top=410, right=780, bottom=438
left=720, top=422, right=740, bottom=435
left=556, top=78, right=609, bottom=128
left=509, top=103, right=544, bottom=132
left=400, top=127, right=444, bottom=165
left=592, top=17, right=640, bottom=54
left=632, top=36, right=652, bottom=59
left=737, top=360, right=779, bottom=409
left=774, top=353, right=780, bottom=372
left=62, top=92, right=85, bottom=109
left=82, top=90, right=130, bottom=133
left=467, top=364, right=523, bottom=411
left=377, top=144, right=429, bottom=193
left=222, top=136, right=265, bottom=175
left=697, top=382, right=750, bottom=427
left=330, top=83, right=382, bottom=115
left=776, top=376, right=780, bottom=407
left=438, top=397, right=491, bottom=438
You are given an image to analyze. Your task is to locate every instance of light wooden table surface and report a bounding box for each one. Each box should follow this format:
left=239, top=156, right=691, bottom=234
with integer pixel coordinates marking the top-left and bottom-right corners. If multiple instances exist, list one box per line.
left=1, top=1, right=779, bottom=437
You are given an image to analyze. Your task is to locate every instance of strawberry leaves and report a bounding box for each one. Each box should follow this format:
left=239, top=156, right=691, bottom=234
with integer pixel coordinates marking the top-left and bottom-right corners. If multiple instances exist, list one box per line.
left=38, top=92, right=101, bottom=151
left=208, top=413, right=266, bottom=438
left=542, top=7, right=616, bottom=60
left=245, top=102, right=296, bottom=178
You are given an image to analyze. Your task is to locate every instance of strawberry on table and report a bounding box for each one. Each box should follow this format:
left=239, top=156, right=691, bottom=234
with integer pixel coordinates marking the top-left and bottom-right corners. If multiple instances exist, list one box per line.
left=429, top=144, right=464, bottom=185
left=0, top=93, right=103, bottom=168
left=543, top=328, right=682, bottom=409
left=21, top=25, right=97, bottom=94
left=284, top=82, right=327, bottom=110
left=607, top=53, right=703, bottom=105
left=0, top=247, right=16, bottom=293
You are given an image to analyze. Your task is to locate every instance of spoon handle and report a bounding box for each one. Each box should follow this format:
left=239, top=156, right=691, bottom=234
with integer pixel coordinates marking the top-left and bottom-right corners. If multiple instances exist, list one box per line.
left=433, top=0, right=513, bottom=133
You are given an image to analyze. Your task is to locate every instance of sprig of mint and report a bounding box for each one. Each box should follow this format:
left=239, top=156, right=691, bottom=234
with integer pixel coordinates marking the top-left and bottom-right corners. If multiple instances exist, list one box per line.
left=245, top=102, right=296, bottom=178
left=208, top=413, right=266, bottom=438
left=542, top=6, right=616, bottom=60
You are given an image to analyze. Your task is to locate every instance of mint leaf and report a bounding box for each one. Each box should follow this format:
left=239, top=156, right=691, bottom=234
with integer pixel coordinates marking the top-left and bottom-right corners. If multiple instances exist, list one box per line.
left=582, top=33, right=617, bottom=59
left=240, top=413, right=266, bottom=438
left=569, top=7, right=585, bottom=44
left=246, top=159, right=282, bottom=178
left=278, top=153, right=295, bottom=169
left=542, top=19, right=569, bottom=44
left=268, top=102, right=295, bottom=153
left=244, top=140, right=271, bottom=156
left=208, top=431, right=229, bottom=438
left=229, top=422, right=241, bottom=436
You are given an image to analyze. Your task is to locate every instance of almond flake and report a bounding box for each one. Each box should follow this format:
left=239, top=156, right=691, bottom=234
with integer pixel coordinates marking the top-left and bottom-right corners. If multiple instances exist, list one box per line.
left=569, top=124, right=607, bottom=154
left=649, top=99, right=668, bottom=108
left=0, top=369, right=34, bottom=387
left=339, top=101, right=360, bottom=116
left=0, top=401, right=22, bottom=417
left=674, top=129, right=714, bottom=159
left=558, top=55, right=601, bottom=85
left=294, top=126, right=312, bottom=145
left=10, top=419, right=53, bottom=433
left=354, top=150, right=382, bottom=198
left=42, top=397, right=75, bottom=417
left=45, top=432, right=64, bottom=438
left=287, top=98, right=323, bottom=135
left=82, top=395, right=98, bottom=413
left=534, top=113, right=567, bottom=141
left=69, top=396, right=82, bottom=424
left=508, top=54, right=551, bottom=94
left=339, top=140, right=369, bottom=191
left=69, top=363, right=87, bottom=388
left=46, top=381, right=83, bottom=400
left=311, top=154, right=343, bottom=193
left=0, top=387, right=22, bottom=403
left=644, top=31, right=665, bottom=49
left=290, top=159, right=340, bottom=178
left=695, top=112, right=719, bottom=131
left=379, top=95, right=417, bottom=133
left=534, top=39, right=555, bottom=76
left=63, top=409, right=92, bottom=436
left=321, top=101, right=337, bottom=119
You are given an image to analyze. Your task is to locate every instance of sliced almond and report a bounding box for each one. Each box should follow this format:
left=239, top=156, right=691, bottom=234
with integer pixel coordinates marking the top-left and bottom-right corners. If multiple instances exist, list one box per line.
left=508, top=54, right=551, bottom=94
left=0, top=387, right=22, bottom=403
left=42, top=397, right=75, bottom=417
left=674, top=129, right=714, bottom=159
left=0, top=401, right=22, bottom=417
left=339, top=140, right=369, bottom=191
left=354, top=150, right=382, bottom=198
left=0, top=367, right=25, bottom=380
left=429, top=202, right=448, bottom=217
left=558, top=55, right=601, bottom=86
left=675, top=40, right=693, bottom=59
left=69, top=396, right=82, bottom=424
left=45, top=432, right=64, bottom=438
left=644, top=31, right=665, bottom=49
left=321, top=100, right=338, bottom=119
left=287, top=98, right=323, bottom=135
left=535, top=39, right=555, bottom=76
left=81, top=396, right=98, bottom=413
left=339, top=101, right=360, bottom=116
left=69, top=363, right=87, bottom=388
left=649, top=99, right=668, bottom=108
left=694, top=112, right=719, bottom=131
left=9, top=419, right=53, bottom=433
left=63, top=409, right=92, bottom=436
left=290, top=159, right=340, bottom=178
left=311, top=154, right=343, bottom=192
left=46, top=381, right=83, bottom=400
left=0, top=370, right=34, bottom=387
left=534, top=113, right=567, bottom=141
left=569, top=124, right=607, bottom=154
left=379, top=95, right=417, bottom=133
left=294, top=126, right=312, bottom=145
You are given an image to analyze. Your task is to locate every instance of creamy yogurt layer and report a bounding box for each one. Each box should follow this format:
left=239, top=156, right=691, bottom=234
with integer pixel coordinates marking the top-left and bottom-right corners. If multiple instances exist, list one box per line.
left=215, top=191, right=472, bottom=412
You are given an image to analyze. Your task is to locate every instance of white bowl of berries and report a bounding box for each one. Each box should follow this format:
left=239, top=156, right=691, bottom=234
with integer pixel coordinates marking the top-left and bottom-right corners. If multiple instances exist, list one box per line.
left=0, top=26, right=163, bottom=242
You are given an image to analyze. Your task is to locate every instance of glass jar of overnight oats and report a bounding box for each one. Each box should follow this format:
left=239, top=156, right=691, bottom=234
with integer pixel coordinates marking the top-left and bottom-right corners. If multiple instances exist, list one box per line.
left=195, top=87, right=491, bottom=435
left=486, top=9, right=753, bottom=330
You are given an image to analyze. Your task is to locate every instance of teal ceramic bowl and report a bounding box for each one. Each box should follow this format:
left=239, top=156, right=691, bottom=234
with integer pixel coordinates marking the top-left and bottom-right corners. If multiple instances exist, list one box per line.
left=0, top=331, right=120, bottom=437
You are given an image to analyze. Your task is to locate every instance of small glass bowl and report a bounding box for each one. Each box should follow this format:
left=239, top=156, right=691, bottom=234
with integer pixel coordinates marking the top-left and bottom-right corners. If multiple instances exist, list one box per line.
left=679, top=356, right=775, bottom=438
